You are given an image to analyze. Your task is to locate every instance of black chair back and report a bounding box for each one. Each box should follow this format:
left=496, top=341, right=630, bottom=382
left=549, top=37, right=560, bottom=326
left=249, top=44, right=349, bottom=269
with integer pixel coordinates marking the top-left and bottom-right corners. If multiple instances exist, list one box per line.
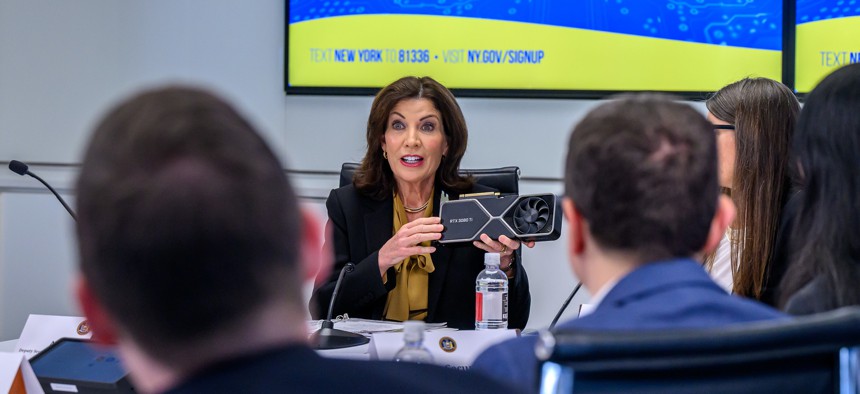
left=339, top=162, right=520, bottom=194
left=537, top=307, right=860, bottom=393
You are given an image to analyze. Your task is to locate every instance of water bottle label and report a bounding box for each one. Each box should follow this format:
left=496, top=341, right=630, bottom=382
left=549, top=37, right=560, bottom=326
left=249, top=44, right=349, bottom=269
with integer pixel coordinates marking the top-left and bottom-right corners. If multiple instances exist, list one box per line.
left=475, top=292, right=482, bottom=321
left=477, top=291, right=506, bottom=321
left=503, top=292, right=508, bottom=320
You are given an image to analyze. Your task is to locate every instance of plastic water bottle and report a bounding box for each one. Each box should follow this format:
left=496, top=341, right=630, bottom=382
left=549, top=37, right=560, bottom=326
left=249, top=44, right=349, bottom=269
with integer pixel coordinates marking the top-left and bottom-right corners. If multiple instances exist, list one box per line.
left=394, top=320, right=434, bottom=364
left=475, top=252, right=508, bottom=330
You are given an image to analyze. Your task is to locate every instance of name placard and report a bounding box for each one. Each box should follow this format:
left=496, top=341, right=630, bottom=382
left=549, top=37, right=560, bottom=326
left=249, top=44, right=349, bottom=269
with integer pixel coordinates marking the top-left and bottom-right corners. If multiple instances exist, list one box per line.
left=16, top=315, right=92, bottom=359
left=0, top=352, right=43, bottom=394
left=369, top=329, right=517, bottom=369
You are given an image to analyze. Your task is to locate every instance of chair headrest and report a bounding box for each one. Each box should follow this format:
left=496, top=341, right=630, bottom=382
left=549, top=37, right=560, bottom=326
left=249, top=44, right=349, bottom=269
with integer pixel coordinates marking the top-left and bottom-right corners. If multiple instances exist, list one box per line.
left=339, top=162, right=360, bottom=189
left=538, top=306, right=860, bottom=365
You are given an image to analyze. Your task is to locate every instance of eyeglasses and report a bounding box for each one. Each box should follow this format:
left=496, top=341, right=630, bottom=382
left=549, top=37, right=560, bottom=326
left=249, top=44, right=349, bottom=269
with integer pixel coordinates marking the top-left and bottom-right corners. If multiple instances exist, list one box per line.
left=714, top=124, right=735, bottom=131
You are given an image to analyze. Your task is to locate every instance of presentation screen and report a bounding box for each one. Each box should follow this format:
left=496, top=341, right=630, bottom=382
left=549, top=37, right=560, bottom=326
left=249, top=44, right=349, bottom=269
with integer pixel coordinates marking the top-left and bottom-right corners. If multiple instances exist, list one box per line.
left=285, top=0, right=784, bottom=96
left=794, top=0, right=860, bottom=93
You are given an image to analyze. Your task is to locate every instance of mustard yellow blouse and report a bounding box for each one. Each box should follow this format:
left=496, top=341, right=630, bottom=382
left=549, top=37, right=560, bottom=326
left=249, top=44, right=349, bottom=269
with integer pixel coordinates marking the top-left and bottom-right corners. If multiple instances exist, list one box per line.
left=383, top=192, right=435, bottom=321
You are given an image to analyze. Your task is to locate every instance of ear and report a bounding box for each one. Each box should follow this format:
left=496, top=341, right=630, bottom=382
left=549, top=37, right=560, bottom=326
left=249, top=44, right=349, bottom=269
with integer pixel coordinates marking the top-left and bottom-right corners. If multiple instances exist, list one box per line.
left=699, top=195, right=736, bottom=254
left=75, top=275, right=118, bottom=344
left=299, top=207, right=331, bottom=285
left=562, top=197, right=586, bottom=257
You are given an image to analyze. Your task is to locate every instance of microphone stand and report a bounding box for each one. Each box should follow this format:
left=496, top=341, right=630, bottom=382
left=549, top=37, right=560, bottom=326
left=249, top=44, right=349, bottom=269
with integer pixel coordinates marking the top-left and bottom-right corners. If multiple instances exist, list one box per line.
left=310, top=263, right=370, bottom=349
left=549, top=282, right=582, bottom=330
left=8, top=160, right=77, bottom=221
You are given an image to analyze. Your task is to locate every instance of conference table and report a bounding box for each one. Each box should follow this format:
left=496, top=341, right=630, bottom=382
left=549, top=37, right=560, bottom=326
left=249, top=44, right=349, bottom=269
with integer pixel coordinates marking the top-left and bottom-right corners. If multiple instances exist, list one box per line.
left=0, top=337, right=372, bottom=356
left=0, top=324, right=519, bottom=362
left=0, top=337, right=370, bottom=361
left=0, top=328, right=521, bottom=394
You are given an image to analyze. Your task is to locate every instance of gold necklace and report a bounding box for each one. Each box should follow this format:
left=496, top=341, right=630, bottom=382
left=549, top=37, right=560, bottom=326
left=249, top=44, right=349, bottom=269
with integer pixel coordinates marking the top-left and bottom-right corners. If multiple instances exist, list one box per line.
left=402, top=196, right=431, bottom=213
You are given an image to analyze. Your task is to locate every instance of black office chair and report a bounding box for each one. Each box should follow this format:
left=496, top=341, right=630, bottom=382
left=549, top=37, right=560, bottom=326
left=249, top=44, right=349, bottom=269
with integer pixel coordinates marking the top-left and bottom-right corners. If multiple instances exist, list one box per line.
left=338, top=162, right=520, bottom=194
left=537, top=307, right=860, bottom=394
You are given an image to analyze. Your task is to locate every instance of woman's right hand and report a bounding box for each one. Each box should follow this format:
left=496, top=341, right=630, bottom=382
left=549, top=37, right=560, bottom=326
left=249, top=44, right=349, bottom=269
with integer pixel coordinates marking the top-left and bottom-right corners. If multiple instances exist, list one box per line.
left=378, top=217, right=443, bottom=276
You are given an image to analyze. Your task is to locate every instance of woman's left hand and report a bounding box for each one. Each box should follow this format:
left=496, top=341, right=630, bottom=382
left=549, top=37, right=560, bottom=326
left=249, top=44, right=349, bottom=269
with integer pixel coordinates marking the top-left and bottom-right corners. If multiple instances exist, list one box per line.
left=473, top=234, right=535, bottom=278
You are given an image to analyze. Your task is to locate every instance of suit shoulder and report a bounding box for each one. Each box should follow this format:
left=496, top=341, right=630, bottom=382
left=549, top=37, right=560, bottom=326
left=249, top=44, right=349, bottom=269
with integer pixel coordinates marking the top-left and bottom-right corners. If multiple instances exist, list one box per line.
left=331, top=358, right=524, bottom=393
left=475, top=336, right=536, bottom=366
left=328, top=184, right=380, bottom=210
left=331, top=184, right=389, bottom=203
left=330, top=184, right=359, bottom=200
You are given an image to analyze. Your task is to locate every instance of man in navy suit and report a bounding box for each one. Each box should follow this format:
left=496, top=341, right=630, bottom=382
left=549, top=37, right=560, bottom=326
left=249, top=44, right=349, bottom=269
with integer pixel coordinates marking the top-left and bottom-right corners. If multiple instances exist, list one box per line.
left=471, top=94, right=786, bottom=392
left=73, top=86, right=521, bottom=394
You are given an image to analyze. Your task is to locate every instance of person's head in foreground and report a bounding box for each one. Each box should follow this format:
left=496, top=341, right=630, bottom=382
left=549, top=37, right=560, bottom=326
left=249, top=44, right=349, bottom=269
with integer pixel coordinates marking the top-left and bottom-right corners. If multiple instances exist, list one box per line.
left=74, top=86, right=326, bottom=392
left=470, top=94, right=786, bottom=394
left=563, top=94, right=733, bottom=291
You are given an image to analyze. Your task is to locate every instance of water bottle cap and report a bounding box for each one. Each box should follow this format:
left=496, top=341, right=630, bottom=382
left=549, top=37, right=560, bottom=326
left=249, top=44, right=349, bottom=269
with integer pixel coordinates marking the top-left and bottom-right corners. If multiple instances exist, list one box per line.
left=403, top=320, right=425, bottom=341
left=484, top=252, right=501, bottom=266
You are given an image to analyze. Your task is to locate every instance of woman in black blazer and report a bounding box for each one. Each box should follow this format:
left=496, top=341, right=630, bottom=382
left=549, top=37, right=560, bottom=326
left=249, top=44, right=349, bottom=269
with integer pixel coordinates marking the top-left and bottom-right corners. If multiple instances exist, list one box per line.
left=310, top=76, right=530, bottom=329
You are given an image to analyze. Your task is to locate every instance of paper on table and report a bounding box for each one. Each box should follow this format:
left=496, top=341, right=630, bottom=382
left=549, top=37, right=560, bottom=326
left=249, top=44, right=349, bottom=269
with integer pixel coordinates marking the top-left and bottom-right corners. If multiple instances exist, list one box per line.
left=16, top=314, right=92, bottom=359
left=0, top=352, right=43, bottom=394
left=369, top=329, right=518, bottom=367
left=307, top=316, right=447, bottom=335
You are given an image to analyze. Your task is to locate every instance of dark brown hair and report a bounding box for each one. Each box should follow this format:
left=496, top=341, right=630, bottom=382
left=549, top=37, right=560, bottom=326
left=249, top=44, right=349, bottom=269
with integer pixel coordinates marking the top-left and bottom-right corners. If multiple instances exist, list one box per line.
left=76, top=86, right=301, bottom=355
left=565, top=94, right=718, bottom=262
left=779, top=63, right=860, bottom=310
left=353, top=76, right=472, bottom=198
left=705, top=78, right=799, bottom=299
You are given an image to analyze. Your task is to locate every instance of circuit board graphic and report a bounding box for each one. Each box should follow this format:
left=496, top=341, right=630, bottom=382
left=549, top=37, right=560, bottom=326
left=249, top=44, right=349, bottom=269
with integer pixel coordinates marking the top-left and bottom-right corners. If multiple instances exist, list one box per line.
left=289, top=0, right=782, bottom=49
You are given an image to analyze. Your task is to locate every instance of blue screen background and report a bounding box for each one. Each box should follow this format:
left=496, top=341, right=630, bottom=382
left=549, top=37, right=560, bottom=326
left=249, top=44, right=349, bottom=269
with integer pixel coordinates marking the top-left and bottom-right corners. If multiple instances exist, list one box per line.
left=289, top=0, right=783, bottom=50
left=797, top=0, right=860, bottom=24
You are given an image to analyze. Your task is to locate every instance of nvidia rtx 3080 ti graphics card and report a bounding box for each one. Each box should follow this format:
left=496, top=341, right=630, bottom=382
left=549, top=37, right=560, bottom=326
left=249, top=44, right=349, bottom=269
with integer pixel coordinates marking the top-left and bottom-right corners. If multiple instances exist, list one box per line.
left=439, top=193, right=562, bottom=244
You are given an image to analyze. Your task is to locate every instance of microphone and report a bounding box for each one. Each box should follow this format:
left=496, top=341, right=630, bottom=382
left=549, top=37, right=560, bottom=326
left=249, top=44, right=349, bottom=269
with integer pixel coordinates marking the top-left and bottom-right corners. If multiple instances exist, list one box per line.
left=549, top=282, right=583, bottom=330
left=8, top=160, right=78, bottom=222
left=310, top=262, right=370, bottom=349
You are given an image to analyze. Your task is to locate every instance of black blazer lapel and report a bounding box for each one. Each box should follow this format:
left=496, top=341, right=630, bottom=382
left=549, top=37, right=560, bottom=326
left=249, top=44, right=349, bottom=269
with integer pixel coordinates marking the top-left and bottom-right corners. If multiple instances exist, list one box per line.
left=363, top=195, right=393, bottom=258
left=427, top=187, right=452, bottom=321
left=361, top=196, right=393, bottom=319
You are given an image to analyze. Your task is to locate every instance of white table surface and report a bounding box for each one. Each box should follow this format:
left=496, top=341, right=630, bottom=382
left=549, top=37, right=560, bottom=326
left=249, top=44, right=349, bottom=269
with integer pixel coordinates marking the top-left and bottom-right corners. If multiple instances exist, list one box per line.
left=0, top=337, right=372, bottom=359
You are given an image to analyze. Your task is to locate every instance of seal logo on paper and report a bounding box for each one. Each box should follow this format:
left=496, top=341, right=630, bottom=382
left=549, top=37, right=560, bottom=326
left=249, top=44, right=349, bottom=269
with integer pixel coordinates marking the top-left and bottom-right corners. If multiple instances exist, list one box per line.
left=439, top=337, right=456, bottom=353
left=77, top=320, right=90, bottom=335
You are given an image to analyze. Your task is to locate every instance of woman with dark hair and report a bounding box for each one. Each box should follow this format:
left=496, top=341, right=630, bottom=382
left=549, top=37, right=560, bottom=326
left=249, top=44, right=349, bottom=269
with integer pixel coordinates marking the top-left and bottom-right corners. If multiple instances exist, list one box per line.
left=779, top=63, right=860, bottom=314
left=704, top=78, right=800, bottom=304
left=311, top=76, right=531, bottom=329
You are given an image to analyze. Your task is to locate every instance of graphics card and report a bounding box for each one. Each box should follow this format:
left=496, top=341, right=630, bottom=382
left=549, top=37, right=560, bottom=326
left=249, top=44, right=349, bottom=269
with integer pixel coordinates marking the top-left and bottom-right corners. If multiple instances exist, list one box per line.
left=439, top=193, right=562, bottom=244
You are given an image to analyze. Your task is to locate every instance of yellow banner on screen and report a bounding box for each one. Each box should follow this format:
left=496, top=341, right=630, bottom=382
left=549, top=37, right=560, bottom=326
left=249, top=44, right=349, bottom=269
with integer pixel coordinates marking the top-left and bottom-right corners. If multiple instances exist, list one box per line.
left=288, top=15, right=780, bottom=91
left=795, top=16, right=860, bottom=93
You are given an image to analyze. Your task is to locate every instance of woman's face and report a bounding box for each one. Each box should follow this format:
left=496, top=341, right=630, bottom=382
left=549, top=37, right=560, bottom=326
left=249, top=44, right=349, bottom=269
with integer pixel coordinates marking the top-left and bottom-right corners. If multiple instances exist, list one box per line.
left=382, top=98, right=449, bottom=190
left=708, top=112, right=736, bottom=189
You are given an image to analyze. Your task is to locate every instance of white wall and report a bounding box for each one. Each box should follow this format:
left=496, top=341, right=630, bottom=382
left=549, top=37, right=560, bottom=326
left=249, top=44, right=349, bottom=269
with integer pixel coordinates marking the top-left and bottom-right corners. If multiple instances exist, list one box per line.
left=0, top=0, right=627, bottom=339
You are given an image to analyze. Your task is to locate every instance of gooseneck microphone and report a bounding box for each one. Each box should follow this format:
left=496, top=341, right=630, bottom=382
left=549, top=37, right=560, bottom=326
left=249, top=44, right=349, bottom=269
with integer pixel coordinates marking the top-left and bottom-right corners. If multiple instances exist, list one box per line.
left=310, top=262, right=370, bottom=349
left=8, top=160, right=77, bottom=222
left=549, top=282, right=583, bottom=330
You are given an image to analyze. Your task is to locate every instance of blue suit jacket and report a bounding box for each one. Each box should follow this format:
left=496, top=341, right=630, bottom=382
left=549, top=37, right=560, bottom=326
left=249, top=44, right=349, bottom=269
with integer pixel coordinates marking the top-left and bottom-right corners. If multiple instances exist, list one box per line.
left=471, top=258, right=787, bottom=393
